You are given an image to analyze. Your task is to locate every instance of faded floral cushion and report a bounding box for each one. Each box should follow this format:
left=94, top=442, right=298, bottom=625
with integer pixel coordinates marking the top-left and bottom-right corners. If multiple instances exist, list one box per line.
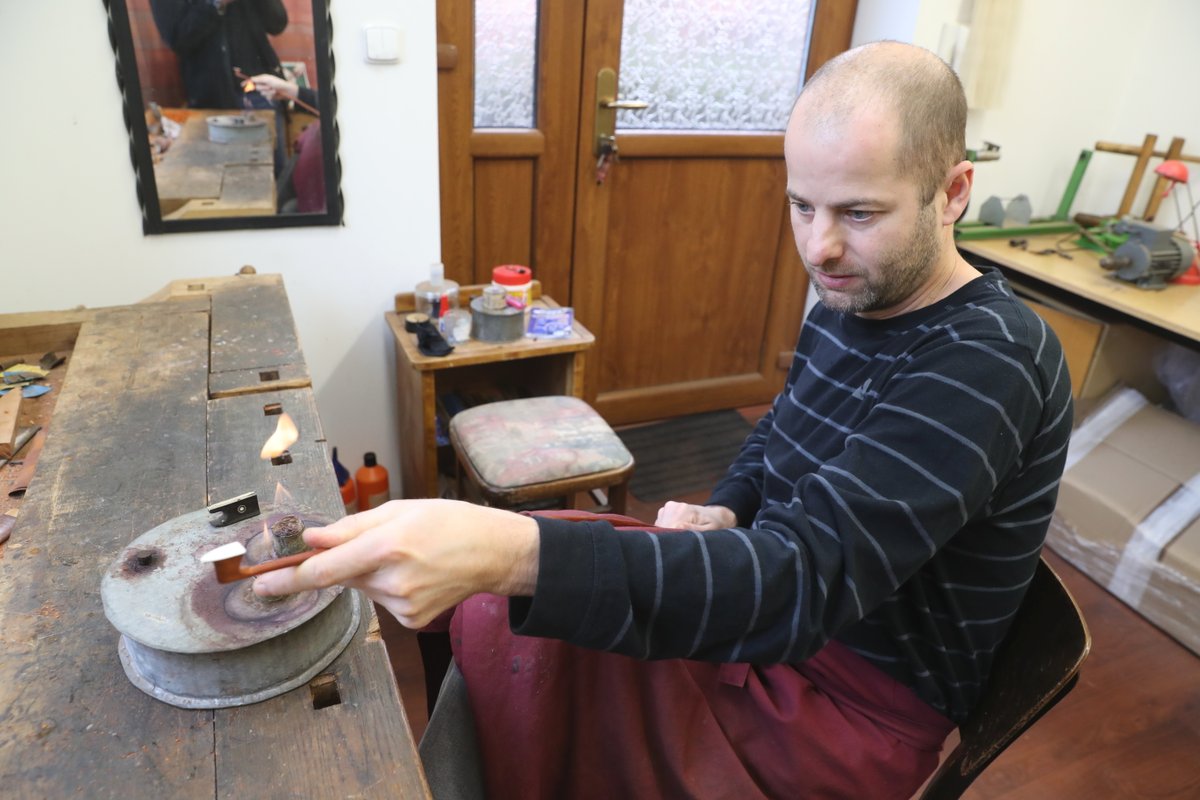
left=450, top=396, right=633, bottom=489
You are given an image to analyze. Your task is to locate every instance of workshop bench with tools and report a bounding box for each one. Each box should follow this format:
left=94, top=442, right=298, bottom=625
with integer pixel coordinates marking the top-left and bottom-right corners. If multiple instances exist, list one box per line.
left=959, top=237, right=1200, bottom=659
left=0, top=274, right=429, bottom=798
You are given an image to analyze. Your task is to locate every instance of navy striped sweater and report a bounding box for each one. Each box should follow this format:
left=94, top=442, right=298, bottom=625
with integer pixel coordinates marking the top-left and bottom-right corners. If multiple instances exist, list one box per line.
left=513, top=267, right=1073, bottom=722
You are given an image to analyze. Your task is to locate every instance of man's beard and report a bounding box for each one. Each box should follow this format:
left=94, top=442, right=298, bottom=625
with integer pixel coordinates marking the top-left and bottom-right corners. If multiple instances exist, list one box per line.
left=807, top=202, right=942, bottom=315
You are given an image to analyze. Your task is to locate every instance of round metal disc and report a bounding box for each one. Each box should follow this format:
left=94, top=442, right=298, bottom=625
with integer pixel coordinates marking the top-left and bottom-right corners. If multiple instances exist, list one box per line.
left=101, top=503, right=364, bottom=708
left=101, top=504, right=341, bottom=653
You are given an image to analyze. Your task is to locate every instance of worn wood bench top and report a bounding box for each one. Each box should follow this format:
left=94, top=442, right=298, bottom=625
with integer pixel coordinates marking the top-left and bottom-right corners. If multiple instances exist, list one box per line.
left=0, top=275, right=428, bottom=798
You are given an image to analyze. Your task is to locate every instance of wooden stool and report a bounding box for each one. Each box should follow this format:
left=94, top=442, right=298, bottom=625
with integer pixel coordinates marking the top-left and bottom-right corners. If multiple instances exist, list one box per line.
left=449, top=396, right=634, bottom=513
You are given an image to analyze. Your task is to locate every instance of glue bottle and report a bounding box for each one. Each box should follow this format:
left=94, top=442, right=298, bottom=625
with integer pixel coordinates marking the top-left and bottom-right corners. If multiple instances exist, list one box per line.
left=332, top=447, right=357, bottom=515
left=356, top=452, right=390, bottom=511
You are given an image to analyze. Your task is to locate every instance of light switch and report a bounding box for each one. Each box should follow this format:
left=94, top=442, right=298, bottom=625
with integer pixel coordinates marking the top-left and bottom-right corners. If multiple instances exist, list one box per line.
left=364, top=23, right=403, bottom=64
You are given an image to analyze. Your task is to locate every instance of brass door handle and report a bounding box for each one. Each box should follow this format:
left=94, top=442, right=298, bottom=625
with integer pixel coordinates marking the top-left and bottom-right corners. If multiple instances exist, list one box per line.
left=594, top=67, right=651, bottom=156
left=601, top=99, right=649, bottom=110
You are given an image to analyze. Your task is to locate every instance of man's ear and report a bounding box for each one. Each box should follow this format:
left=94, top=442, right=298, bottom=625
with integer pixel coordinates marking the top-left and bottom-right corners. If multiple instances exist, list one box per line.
left=941, top=160, right=974, bottom=225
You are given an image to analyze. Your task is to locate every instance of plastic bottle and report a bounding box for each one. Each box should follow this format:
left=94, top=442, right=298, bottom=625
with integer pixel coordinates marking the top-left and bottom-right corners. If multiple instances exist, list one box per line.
left=332, top=447, right=357, bottom=515
left=414, top=262, right=460, bottom=321
left=356, top=452, right=390, bottom=511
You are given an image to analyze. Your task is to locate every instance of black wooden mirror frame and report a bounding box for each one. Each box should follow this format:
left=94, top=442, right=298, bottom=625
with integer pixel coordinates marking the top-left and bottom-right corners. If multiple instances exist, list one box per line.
left=102, top=0, right=343, bottom=234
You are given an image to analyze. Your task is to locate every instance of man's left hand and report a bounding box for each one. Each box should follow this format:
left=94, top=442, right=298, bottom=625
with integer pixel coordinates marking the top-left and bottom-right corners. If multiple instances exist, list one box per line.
left=655, top=501, right=737, bottom=530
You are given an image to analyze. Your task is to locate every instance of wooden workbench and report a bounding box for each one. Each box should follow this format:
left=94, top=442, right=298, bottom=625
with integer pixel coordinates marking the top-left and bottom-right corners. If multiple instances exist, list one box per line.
left=155, top=110, right=277, bottom=220
left=959, top=235, right=1200, bottom=346
left=0, top=275, right=428, bottom=798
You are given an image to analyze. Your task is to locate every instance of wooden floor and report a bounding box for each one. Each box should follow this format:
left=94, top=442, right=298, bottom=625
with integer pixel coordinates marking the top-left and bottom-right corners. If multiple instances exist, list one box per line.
left=377, top=406, right=1200, bottom=798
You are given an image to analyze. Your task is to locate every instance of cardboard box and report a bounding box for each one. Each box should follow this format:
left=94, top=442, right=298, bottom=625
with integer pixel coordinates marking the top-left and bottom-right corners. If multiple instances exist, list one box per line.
left=1020, top=295, right=1166, bottom=420
left=1162, top=518, right=1200, bottom=583
left=1049, top=388, right=1200, bottom=655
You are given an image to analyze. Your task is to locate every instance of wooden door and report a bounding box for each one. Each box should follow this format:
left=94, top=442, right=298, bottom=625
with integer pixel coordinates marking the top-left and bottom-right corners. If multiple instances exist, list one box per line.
left=436, top=0, right=584, bottom=299
left=437, top=1, right=856, bottom=425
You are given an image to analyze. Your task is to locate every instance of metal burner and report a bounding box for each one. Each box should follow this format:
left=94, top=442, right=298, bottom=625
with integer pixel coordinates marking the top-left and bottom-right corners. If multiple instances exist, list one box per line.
left=101, top=503, right=361, bottom=709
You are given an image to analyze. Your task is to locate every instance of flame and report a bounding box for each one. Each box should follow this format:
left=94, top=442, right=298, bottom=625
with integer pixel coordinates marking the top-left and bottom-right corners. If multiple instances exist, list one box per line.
left=260, top=412, right=298, bottom=459
left=243, top=79, right=256, bottom=94
left=273, top=481, right=294, bottom=509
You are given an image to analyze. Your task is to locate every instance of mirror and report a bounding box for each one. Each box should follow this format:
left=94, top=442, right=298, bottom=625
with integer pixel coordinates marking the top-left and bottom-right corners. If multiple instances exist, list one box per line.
left=103, top=0, right=342, bottom=234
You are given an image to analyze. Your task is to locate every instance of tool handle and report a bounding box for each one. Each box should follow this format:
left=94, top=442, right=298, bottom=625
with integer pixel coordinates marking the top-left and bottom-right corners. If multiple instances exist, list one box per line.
left=240, top=548, right=324, bottom=577
left=291, top=95, right=320, bottom=117
left=0, top=425, right=41, bottom=470
left=1073, top=212, right=1108, bottom=228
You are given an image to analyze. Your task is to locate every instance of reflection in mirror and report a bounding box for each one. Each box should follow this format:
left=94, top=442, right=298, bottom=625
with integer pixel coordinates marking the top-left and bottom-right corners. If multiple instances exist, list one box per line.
left=103, top=0, right=342, bottom=234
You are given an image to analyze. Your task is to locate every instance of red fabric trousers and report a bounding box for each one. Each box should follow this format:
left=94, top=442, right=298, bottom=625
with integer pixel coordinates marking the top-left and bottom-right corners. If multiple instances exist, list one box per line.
left=447, top=512, right=954, bottom=800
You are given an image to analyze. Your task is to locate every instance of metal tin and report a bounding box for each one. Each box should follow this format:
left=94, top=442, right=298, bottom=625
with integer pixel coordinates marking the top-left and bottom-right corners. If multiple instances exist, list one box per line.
left=206, top=114, right=270, bottom=145
left=101, top=504, right=361, bottom=709
left=470, top=294, right=525, bottom=342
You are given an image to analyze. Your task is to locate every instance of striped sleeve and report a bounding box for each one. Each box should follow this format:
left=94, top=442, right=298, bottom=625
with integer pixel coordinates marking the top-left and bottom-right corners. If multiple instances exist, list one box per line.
left=510, top=333, right=1050, bottom=665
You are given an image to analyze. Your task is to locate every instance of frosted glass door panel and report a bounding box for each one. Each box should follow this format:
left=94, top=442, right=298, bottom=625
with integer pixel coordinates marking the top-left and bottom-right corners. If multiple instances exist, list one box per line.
left=474, top=0, right=538, bottom=128
left=617, top=0, right=813, bottom=131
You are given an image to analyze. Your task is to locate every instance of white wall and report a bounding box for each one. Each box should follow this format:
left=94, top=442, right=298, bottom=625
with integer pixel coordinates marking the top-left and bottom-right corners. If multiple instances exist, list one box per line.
left=903, top=0, right=1200, bottom=230
left=0, top=1, right=440, bottom=495
left=851, top=0, right=919, bottom=46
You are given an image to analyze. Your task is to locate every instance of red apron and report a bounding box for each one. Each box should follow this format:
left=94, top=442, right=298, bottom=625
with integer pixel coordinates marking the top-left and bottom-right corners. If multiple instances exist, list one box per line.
left=448, top=512, right=954, bottom=799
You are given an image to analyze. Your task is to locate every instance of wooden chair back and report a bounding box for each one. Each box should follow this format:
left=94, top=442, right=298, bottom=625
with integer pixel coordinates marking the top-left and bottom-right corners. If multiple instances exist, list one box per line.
left=920, top=557, right=1091, bottom=799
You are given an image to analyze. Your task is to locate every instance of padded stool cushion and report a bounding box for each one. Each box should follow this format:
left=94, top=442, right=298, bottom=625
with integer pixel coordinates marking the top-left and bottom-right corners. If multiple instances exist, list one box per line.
left=450, top=396, right=633, bottom=490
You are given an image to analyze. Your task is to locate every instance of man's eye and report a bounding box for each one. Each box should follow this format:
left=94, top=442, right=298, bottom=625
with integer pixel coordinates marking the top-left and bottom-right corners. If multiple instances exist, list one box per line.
left=790, top=200, right=813, bottom=214
left=846, top=209, right=874, bottom=222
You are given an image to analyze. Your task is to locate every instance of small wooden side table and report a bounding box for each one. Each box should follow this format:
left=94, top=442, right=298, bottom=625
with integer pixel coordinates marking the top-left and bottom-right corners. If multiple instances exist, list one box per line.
left=387, top=283, right=595, bottom=499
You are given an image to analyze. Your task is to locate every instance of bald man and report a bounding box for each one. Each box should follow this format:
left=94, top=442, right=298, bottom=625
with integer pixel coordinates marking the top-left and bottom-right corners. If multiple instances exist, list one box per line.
left=257, top=42, right=1073, bottom=799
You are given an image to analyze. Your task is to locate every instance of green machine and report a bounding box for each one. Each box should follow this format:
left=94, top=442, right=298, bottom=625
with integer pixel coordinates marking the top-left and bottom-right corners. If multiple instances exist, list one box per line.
left=955, top=149, right=1093, bottom=241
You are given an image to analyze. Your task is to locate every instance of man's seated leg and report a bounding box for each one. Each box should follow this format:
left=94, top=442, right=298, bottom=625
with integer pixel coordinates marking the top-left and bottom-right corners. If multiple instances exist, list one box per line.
left=448, top=594, right=953, bottom=800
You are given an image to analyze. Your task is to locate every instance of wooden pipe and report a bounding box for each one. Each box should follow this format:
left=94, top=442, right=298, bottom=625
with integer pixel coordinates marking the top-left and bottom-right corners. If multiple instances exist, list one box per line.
left=200, top=541, right=324, bottom=584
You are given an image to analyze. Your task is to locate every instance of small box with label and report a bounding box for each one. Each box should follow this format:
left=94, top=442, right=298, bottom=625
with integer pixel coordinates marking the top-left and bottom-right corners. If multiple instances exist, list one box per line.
left=527, top=307, right=574, bottom=339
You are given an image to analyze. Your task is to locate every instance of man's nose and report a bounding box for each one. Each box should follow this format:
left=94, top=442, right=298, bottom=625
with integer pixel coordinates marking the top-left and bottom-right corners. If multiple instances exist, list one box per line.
left=805, top=214, right=844, bottom=265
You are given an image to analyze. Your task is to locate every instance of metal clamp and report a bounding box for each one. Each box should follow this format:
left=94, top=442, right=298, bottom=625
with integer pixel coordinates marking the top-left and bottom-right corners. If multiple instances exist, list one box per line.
left=207, top=491, right=261, bottom=527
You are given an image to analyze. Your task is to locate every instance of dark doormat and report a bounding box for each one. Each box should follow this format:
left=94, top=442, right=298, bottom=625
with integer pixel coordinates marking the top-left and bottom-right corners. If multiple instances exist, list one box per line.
left=617, top=410, right=755, bottom=502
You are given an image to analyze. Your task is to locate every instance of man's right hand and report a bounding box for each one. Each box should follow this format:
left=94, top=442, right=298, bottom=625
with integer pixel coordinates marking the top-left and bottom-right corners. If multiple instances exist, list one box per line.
left=248, top=73, right=298, bottom=102
left=654, top=502, right=737, bottom=531
left=251, top=499, right=540, bottom=630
